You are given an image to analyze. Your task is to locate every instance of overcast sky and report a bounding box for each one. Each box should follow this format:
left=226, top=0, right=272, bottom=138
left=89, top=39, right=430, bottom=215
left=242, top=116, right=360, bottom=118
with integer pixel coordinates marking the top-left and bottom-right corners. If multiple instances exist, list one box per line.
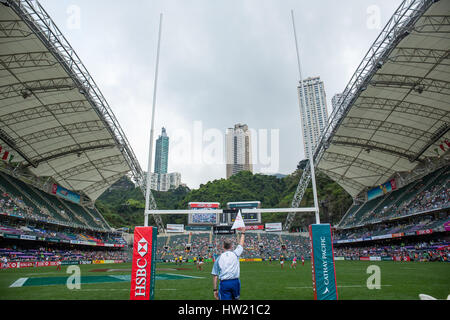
left=41, top=0, right=402, bottom=189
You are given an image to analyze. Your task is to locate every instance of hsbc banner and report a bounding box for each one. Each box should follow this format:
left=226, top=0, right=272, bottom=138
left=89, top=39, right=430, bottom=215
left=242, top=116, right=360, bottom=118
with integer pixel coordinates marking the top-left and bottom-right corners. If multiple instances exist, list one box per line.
left=309, top=224, right=338, bottom=300
left=130, top=226, right=157, bottom=300
left=3, top=262, right=34, bottom=269
left=359, top=257, right=370, bottom=261
left=416, top=229, right=433, bottom=235
left=35, top=261, right=58, bottom=267
left=393, top=256, right=411, bottom=262
left=245, top=225, right=264, bottom=230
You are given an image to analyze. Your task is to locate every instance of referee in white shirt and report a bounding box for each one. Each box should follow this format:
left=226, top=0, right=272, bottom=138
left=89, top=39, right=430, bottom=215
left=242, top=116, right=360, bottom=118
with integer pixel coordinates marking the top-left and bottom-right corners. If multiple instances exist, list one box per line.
left=211, top=228, right=245, bottom=300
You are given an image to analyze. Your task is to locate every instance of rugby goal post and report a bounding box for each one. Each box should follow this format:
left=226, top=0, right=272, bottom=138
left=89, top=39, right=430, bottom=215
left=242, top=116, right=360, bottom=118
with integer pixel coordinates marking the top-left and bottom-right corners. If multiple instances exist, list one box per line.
left=142, top=206, right=338, bottom=300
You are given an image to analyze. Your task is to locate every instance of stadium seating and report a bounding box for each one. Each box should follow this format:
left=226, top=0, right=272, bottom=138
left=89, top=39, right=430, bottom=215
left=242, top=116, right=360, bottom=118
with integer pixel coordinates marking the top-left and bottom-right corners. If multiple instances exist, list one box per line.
left=0, top=170, right=128, bottom=265
left=338, top=203, right=362, bottom=227
left=0, top=171, right=111, bottom=231
left=334, top=211, right=449, bottom=241
left=0, top=244, right=128, bottom=263
left=333, top=239, right=449, bottom=262
left=85, top=207, right=110, bottom=229
left=0, top=218, right=126, bottom=246
left=4, top=176, right=68, bottom=224
left=0, top=173, right=49, bottom=221
left=339, top=165, right=449, bottom=228
left=281, top=234, right=310, bottom=258
left=62, top=199, right=103, bottom=229
left=345, top=196, right=386, bottom=227
left=190, top=233, right=211, bottom=257
left=156, top=232, right=311, bottom=260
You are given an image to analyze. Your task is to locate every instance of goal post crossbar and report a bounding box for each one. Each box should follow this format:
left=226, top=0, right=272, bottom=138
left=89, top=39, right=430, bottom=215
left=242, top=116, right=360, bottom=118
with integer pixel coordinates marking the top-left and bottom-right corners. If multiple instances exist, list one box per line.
left=144, top=207, right=316, bottom=215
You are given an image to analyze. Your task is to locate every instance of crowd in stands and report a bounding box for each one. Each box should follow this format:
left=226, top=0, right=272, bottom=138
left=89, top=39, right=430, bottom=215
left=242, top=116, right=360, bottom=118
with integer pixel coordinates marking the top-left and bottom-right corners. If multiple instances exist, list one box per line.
left=372, top=185, right=449, bottom=224
left=2, top=165, right=449, bottom=267
left=334, top=211, right=449, bottom=241
left=155, top=230, right=450, bottom=263
left=281, top=234, right=310, bottom=257
left=0, top=174, right=134, bottom=267
left=0, top=243, right=128, bottom=263
left=396, top=185, right=449, bottom=217
left=334, top=239, right=450, bottom=262
left=155, top=213, right=449, bottom=263
left=341, top=167, right=449, bottom=228
left=0, top=214, right=128, bottom=265
left=0, top=215, right=127, bottom=246
left=0, top=192, right=56, bottom=224
left=156, top=232, right=310, bottom=261
left=0, top=174, right=108, bottom=231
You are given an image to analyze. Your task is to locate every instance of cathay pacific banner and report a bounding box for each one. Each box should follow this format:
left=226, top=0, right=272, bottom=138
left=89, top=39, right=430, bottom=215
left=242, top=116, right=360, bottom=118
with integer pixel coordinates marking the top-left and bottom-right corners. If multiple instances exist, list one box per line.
left=309, top=224, right=338, bottom=300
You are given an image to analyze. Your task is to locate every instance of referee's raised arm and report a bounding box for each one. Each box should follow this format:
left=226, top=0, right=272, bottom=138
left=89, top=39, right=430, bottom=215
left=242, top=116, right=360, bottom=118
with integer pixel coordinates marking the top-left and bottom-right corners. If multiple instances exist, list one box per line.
left=238, top=227, right=245, bottom=247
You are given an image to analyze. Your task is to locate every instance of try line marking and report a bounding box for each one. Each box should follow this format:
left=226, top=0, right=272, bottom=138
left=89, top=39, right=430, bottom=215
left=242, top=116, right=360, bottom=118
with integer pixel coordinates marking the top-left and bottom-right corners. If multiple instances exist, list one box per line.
left=71, top=288, right=178, bottom=291
left=9, top=277, right=28, bottom=288
left=164, top=273, right=204, bottom=279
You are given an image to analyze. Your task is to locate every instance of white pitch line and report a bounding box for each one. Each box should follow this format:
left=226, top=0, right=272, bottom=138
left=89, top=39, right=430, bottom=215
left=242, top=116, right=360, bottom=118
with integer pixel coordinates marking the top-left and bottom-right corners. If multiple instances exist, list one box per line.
left=80, top=288, right=178, bottom=291
left=25, top=272, right=61, bottom=276
left=286, top=285, right=392, bottom=289
left=80, top=289, right=129, bottom=291
left=9, top=277, right=28, bottom=288
left=164, top=273, right=204, bottom=279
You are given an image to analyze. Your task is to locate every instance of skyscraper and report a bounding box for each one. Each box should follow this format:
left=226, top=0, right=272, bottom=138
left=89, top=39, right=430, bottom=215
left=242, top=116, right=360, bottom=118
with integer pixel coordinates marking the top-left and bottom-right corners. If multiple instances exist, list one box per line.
left=150, top=127, right=182, bottom=191
left=226, top=123, right=253, bottom=179
left=154, top=127, right=169, bottom=174
left=297, top=76, right=329, bottom=157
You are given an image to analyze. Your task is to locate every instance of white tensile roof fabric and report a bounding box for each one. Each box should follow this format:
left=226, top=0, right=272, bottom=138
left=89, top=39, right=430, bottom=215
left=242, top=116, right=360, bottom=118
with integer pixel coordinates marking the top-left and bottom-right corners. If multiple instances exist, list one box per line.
left=0, top=2, right=139, bottom=201
left=317, top=0, right=450, bottom=198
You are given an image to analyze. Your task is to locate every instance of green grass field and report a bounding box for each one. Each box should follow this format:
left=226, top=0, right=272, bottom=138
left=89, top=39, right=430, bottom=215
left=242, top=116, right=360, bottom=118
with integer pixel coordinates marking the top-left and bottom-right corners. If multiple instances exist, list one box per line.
left=0, top=261, right=449, bottom=300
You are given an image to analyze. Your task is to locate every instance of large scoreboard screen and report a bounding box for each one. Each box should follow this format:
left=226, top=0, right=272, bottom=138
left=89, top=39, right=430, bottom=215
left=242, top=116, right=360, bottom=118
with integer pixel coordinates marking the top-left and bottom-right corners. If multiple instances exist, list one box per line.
left=227, top=201, right=261, bottom=223
left=230, top=211, right=259, bottom=222
left=188, top=202, right=219, bottom=225
left=213, top=225, right=235, bottom=235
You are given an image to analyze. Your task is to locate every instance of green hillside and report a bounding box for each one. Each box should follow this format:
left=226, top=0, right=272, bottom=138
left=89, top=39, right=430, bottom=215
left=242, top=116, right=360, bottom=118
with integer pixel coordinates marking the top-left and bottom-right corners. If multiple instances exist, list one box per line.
left=96, top=168, right=352, bottom=231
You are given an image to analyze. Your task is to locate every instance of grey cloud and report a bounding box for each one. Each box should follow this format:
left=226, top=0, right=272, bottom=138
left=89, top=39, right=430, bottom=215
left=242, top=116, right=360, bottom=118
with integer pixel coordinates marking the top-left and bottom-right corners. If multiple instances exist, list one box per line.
left=41, top=0, right=402, bottom=188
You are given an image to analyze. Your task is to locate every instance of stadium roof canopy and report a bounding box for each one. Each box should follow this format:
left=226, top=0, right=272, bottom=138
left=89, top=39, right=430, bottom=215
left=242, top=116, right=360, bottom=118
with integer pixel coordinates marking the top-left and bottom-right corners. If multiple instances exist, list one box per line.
left=0, top=0, right=146, bottom=201
left=314, top=0, right=450, bottom=199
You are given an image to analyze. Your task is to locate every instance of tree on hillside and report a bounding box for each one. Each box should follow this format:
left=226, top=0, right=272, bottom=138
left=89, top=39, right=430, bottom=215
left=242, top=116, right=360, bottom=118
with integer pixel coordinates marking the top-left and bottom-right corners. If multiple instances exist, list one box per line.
left=95, top=169, right=352, bottom=230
